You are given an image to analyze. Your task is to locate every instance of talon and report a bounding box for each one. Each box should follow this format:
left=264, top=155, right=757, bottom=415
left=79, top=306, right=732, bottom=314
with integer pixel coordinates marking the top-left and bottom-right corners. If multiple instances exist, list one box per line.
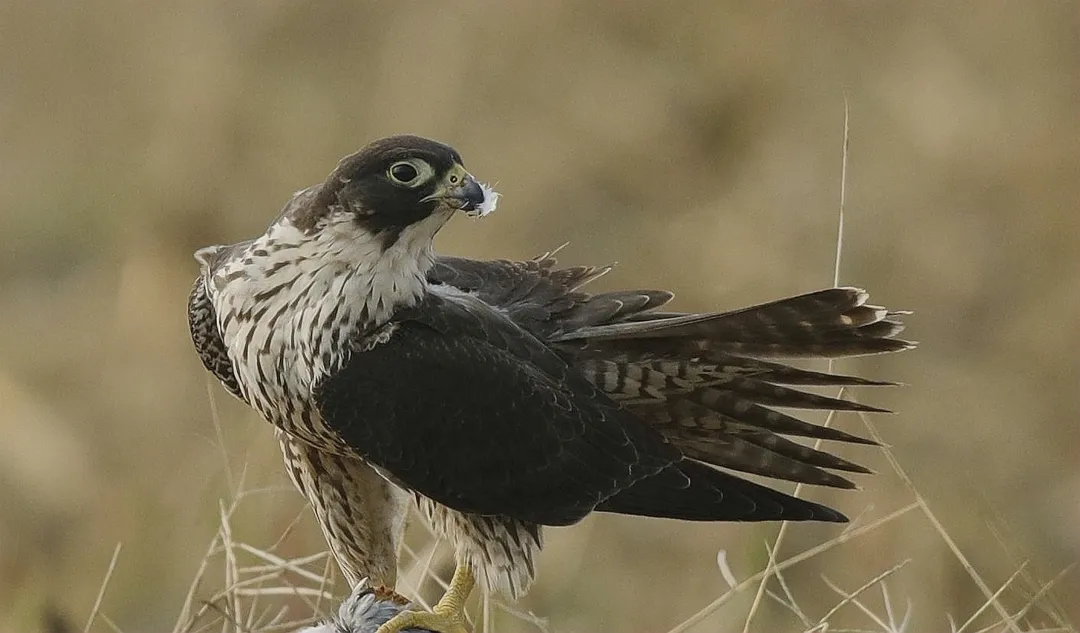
left=374, top=608, right=470, bottom=633
left=374, top=565, right=476, bottom=633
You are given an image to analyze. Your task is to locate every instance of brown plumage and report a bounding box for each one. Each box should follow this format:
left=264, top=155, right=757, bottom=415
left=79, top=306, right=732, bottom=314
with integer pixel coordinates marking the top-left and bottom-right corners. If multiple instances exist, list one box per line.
left=428, top=250, right=911, bottom=495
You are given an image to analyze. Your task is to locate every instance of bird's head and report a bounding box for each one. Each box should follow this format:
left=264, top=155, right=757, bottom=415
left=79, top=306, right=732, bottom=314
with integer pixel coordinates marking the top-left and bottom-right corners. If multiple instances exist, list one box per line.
left=291, top=135, right=498, bottom=250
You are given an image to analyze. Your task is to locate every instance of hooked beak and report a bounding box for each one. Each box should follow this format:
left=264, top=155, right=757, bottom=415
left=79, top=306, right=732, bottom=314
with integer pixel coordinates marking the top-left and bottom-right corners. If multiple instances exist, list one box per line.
left=420, top=164, right=499, bottom=218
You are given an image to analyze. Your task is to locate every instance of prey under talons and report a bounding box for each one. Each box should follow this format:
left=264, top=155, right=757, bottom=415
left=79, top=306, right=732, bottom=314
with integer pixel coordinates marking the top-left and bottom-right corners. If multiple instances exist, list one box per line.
left=373, top=609, right=468, bottom=633
left=374, top=565, right=476, bottom=633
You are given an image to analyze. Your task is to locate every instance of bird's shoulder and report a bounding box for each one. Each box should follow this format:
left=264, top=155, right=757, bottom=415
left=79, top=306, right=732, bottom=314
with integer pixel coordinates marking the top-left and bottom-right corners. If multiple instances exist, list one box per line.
left=187, top=275, right=245, bottom=400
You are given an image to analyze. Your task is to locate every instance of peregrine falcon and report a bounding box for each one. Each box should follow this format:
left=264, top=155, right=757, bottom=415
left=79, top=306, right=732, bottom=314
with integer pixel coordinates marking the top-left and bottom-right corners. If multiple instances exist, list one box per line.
left=188, top=135, right=912, bottom=633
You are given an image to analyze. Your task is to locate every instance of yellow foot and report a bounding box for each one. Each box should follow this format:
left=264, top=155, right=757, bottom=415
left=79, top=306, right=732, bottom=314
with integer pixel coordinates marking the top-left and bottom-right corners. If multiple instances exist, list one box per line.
left=373, top=607, right=470, bottom=633
left=374, top=564, right=476, bottom=633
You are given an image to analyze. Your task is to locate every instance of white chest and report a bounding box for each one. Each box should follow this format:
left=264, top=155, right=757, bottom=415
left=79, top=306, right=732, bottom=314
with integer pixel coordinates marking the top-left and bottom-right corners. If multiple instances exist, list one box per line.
left=206, top=217, right=433, bottom=447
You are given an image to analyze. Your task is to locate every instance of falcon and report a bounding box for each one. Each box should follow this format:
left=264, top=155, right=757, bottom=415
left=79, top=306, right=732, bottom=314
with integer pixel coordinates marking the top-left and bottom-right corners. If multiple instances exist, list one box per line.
left=188, top=135, right=912, bottom=633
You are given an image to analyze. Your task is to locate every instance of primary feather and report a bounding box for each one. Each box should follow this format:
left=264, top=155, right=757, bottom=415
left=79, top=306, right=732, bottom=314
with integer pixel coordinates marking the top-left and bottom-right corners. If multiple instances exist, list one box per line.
left=428, top=251, right=911, bottom=495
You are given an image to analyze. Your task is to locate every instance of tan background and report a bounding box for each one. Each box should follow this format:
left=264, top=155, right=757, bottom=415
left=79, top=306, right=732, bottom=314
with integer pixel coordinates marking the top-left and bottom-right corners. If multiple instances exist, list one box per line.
left=1, top=2, right=1077, bottom=632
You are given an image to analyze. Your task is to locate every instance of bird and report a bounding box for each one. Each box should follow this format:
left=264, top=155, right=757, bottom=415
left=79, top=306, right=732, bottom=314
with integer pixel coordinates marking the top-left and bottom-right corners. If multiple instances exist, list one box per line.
left=297, top=580, right=429, bottom=633
left=188, top=135, right=912, bottom=633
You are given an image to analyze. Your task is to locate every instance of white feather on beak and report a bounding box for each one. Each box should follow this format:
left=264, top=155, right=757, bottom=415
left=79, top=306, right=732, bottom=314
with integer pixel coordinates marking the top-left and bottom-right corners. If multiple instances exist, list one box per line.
left=467, top=182, right=500, bottom=218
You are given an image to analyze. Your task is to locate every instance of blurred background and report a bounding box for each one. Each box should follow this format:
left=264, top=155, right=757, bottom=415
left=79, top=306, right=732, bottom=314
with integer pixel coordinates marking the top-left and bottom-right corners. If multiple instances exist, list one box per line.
left=1, top=1, right=1077, bottom=632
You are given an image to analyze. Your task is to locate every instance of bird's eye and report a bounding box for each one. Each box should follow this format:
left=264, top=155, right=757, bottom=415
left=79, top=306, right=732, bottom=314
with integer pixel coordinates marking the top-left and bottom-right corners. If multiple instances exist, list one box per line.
left=387, top=159, right=433, bottom=187
left=390, top=162, right=417, bottom=182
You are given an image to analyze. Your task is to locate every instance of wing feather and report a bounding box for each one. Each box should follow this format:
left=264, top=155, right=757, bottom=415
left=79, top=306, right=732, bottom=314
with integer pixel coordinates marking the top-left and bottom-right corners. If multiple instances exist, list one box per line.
left=427, top=254, right=912, bottom=495
left=313, top=291, right=681, bottom=526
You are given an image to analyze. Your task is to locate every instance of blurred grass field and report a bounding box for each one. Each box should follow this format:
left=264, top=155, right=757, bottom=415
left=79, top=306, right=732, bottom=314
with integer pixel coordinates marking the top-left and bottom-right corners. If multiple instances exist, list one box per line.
left=1, top=2, right=1077, bottom=632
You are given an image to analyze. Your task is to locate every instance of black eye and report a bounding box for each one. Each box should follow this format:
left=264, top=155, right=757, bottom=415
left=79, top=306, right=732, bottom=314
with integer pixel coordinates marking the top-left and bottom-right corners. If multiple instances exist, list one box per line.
left=387, top=159, right=435, bottom=187
left=390, top=162, right=418, bottom=183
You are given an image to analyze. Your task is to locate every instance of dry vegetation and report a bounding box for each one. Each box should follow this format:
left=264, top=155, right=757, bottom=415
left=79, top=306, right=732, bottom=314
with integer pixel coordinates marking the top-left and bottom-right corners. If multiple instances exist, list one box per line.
left=1, top=2, right=1077, bottom=632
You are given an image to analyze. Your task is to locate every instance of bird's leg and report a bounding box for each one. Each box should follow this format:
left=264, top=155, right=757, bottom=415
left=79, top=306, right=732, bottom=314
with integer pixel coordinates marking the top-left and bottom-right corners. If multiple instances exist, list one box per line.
left=373, top=564, right=475, bottom=633
left=432, top=563, right=475, bottom=620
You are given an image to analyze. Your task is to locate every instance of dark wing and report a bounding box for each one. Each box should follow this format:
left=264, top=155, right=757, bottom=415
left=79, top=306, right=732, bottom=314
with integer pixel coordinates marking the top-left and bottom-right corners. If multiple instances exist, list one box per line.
left=188, top=275, right=244, bottom=400
left=314, top=290, right=845, bottom=526
left=314, top=290, right=680, bottom=525
left=430, top=252, right=913, bottom=491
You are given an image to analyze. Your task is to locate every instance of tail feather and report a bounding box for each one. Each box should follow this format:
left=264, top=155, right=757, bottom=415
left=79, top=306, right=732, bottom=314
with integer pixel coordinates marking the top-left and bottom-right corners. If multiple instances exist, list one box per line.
left=680, top=388, right=877, bottom=444
left=676, top=435, right=858, bottom=489
left=709, top=377, right=891, bottom=413
left=579, top=334, right=912, bottom=361
left=576, top=357, right=892, bottom=418
left=739, top=432, right=874, bottom=474
left=699, top=354, right=899, bottom=387
left=714, top=336, right=913, bottom=358
left=597, top=459, right=847, bottom=523
left=634, top=397, right=869, bottom=487
left=579, top=349, right=898, bottom=387
left=555, top=287, right=868, bottom=339
left=552, top=286, right=914, bottom=359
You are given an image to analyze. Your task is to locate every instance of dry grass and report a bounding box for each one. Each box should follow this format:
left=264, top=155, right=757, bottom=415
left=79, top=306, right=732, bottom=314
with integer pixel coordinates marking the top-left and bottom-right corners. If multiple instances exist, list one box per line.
left=77, top=439, right=1075, bottom=633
